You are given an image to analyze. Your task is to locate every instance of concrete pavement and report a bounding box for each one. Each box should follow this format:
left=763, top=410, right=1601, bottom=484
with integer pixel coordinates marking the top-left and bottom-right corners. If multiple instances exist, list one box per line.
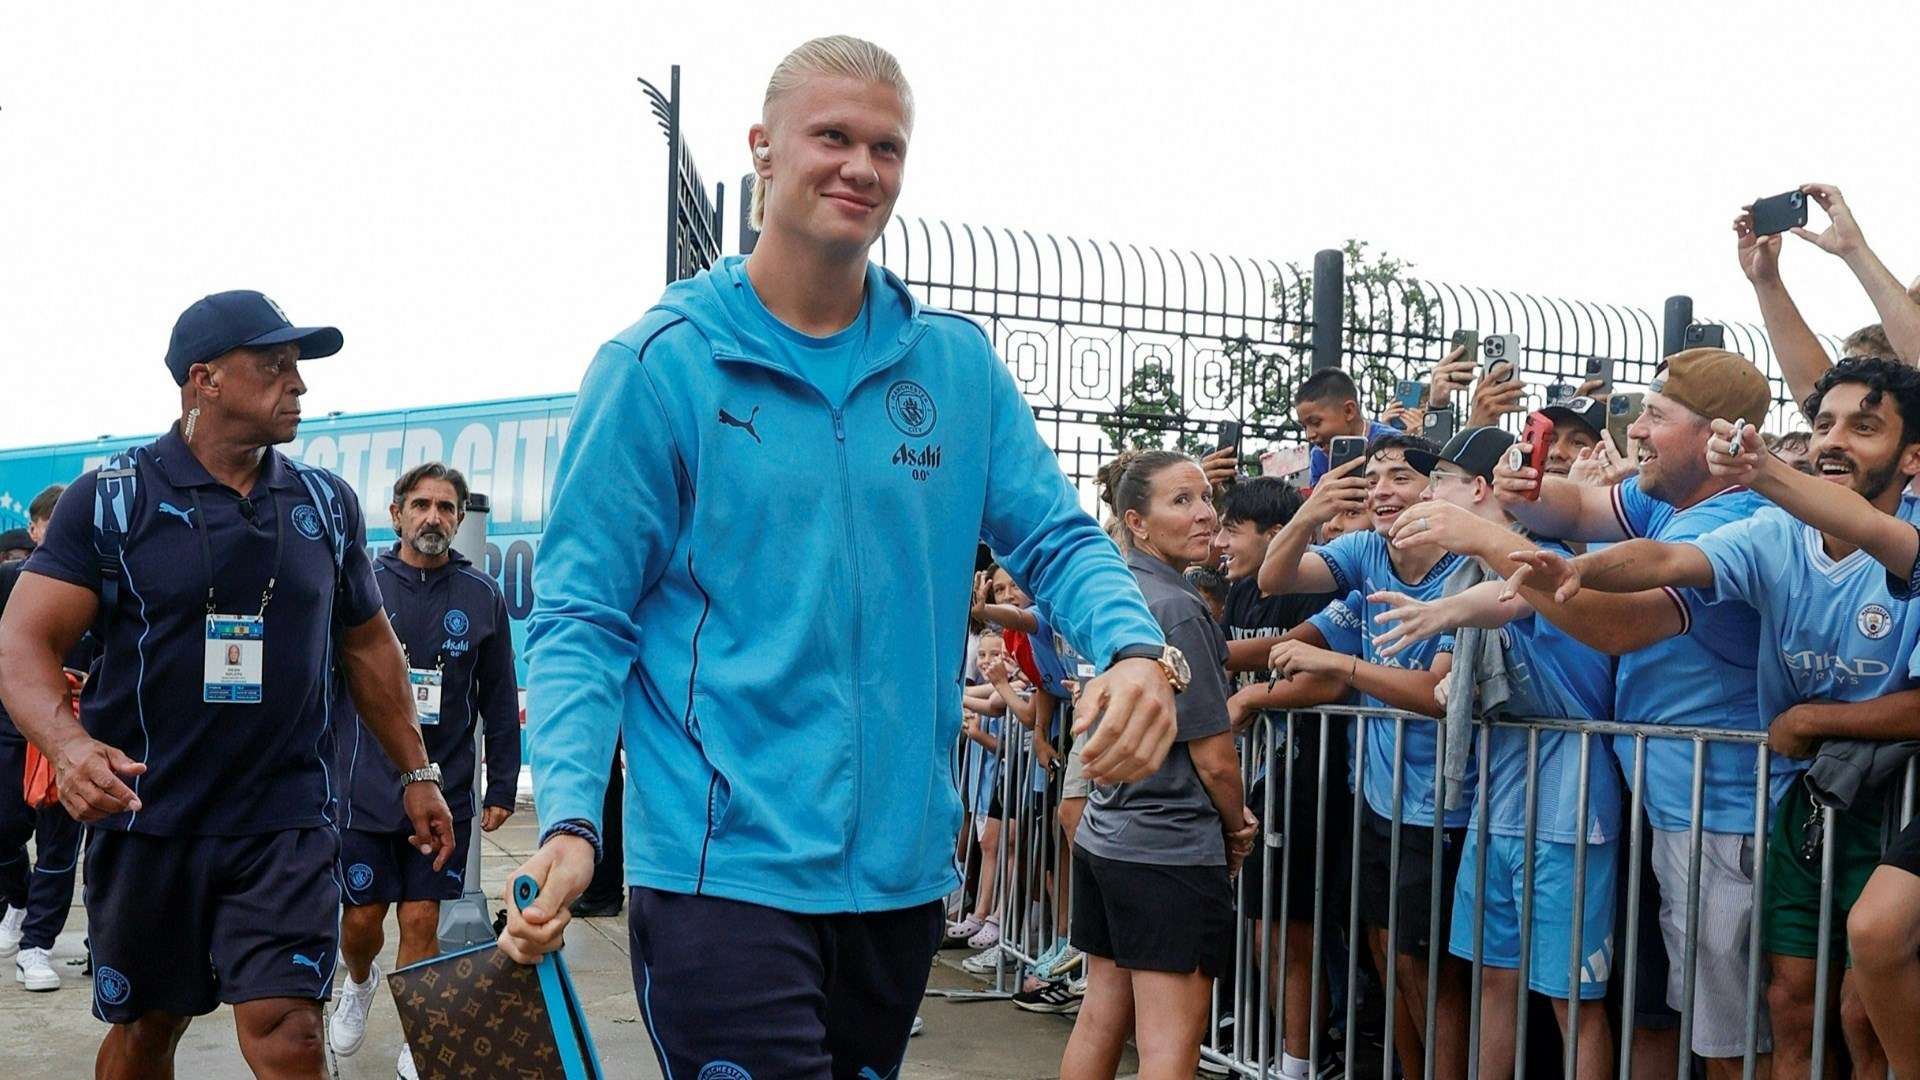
left=1, top=813, right=1135, bottom=1079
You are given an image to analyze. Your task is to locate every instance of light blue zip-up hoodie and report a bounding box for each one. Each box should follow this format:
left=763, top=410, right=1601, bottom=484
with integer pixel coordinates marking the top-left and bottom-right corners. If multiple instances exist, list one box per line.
left=527, top=256, right=1164, bottom=913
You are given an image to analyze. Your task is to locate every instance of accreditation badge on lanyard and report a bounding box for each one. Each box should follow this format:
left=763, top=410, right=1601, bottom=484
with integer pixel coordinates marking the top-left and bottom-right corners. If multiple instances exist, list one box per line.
left=194, top=487, right=282, bottom=706
left=205, top=614, right=265, bottom=703
left=409, top=667, right=444, bottom=725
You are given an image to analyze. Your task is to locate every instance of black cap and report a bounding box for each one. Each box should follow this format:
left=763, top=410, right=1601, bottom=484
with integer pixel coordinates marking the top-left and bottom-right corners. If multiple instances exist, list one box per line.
left=1403, top=425, right=1517, bottom=482
left=0, top=528, right=33, bottom=555
left=1542, top=395, right=1606, bottom=438
left=163, top=290, right=343, bottom=386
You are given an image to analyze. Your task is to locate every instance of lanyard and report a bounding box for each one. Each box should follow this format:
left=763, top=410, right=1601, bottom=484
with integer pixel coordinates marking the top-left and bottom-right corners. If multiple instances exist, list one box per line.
left=396, top=565, right=450, bottom=674
left=185, top=487, right=283, bottom=617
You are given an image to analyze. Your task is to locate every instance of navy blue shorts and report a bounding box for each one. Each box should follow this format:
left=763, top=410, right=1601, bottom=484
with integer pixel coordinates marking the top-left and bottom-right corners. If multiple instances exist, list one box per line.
left=85, top=827, right=340, bottom=1023
left=339, top=819, right=473, bottom=905
left=627, top=886, right=943, bottom=1080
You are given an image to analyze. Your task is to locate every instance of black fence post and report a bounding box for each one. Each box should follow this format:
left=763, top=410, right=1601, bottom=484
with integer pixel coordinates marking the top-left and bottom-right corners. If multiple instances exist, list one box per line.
left=1312, top=248, right=1345, bottom=371
left=1663, top=295, right=1693, bottom=358
left=662, top=66, right=683, bottom=287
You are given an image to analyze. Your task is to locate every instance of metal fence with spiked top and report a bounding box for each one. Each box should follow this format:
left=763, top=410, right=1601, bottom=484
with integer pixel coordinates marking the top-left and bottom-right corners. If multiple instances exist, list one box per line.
left=866, top=220, right=1843, bottom=491
left=639, top=65, right=725, bottom=285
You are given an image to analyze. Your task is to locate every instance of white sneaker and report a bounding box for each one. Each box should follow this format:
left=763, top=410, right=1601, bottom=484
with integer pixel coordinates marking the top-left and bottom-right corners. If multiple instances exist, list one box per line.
left=14, top=946, right=59, bottom=991
left=396, top=1043, right=419, bottom=1080
left=328, top=963, right=379, bottom=1056
left=960, top=944, right=1005, bottom=974
left=0, top=906, right=23, bottom=959
left=909, top=1015, right=925, bottom=1038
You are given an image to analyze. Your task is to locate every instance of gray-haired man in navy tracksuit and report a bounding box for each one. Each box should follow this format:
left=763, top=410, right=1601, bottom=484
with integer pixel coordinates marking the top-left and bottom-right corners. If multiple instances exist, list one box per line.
left=328, top=462, right=520, bottom=1078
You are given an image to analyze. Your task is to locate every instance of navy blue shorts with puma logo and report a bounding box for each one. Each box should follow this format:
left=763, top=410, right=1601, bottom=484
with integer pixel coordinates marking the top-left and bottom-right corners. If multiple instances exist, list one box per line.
left=628, top=886, right=943, bottom=1080
left=85, top=826, right=340, bottom=1023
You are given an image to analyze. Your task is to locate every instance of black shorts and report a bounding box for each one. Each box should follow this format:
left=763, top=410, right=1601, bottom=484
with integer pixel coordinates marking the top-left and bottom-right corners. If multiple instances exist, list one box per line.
left=1240, top=733, right=1353, bottom=927
left=85, top=827, right=341, bottom=1023
left=1070, top=846, right=1234, bottom=977
left=628, top=886, right=942, bottom=1080
left=1355, top=803, right=1465, bottom=958
left=1884, top=815, right=1920, bottom=877
left=339, top=819, right=474, bottom=905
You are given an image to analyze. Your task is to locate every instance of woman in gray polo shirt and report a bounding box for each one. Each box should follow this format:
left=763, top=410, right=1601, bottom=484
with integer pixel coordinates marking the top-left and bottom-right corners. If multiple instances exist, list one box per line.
left=1061, top=449, right=1259, bottom=1080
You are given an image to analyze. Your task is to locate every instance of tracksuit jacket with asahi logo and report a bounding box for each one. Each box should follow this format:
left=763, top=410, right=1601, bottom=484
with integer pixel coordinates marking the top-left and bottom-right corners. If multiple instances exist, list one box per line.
left=336, top=546, right=521, bottom=833
left=527, top=255, right=1164, bottom=913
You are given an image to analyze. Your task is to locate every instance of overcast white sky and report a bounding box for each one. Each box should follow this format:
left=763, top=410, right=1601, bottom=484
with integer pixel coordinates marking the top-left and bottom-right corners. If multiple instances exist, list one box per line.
left=4, top=0, right=1917, bottom=450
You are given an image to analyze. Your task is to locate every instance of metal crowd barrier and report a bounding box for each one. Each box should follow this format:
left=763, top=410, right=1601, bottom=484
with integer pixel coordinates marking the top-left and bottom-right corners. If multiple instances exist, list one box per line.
left=942, top=697, right=1920, bottom=1080
left=936, top=704, right=1069, bottom=1001
left=1208, top=705, right=1919, bottom=1080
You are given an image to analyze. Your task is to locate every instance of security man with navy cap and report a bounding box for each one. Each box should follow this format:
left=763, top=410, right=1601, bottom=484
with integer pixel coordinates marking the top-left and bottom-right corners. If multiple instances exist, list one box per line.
left=0, top=290, right=455, bottom=1080
left=329, top=461, right=521, bottom=1078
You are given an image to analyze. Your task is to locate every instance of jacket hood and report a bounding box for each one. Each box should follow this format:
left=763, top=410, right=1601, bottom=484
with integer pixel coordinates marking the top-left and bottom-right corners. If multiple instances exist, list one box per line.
left=655, top=255, right=924, bottom=369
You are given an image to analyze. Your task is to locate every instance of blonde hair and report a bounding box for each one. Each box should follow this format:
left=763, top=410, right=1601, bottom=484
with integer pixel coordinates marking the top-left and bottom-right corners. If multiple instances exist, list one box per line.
left=749, top=35, right=913, bottom=231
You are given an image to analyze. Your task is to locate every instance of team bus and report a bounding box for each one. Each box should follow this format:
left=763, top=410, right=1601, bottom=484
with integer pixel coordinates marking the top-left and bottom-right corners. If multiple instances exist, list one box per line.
left=0, top=393, right=576, bottom=678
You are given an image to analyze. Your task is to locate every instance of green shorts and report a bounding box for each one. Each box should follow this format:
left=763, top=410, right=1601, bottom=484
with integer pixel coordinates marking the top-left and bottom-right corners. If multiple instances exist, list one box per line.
left=1762, top=783, right=1883, bottom=962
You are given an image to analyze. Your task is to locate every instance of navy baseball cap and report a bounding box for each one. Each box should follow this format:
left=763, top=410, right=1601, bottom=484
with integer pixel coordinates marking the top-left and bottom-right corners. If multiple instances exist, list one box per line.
left=1404, top=425, right=1517, bottom=482
left=1542, top=395, right=1606, bottom=439
left=163, top=290, right=343, bottom=386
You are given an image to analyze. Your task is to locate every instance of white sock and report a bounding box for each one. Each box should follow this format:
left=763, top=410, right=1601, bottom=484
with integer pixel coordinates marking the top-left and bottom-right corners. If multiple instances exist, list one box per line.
left=346, top=966, right=377, bottom=990
left=1280, top=1052, right=1311, bottom=1079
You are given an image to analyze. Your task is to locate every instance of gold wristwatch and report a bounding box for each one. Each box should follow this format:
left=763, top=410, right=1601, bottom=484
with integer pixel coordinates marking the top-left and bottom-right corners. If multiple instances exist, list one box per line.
left=1112, top=644, right=1190, bottom=694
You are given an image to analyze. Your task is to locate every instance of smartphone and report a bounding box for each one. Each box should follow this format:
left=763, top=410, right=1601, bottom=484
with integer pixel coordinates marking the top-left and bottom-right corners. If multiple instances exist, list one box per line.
left=1684, top=323, right=1726, bottom=350
left=1216, top=419, right=1243, bottom=456
left=1583, top=355, right=1614, bottom=391
left=1423, top=407, right=1458, bottom=443
left=1751, top=190, right=1810, bottom=237
left=1519, top=412, right=1555, bottom=500
left=1389, top=379, right=1426, bottom=430
left=1607, top=392, right=1646, bottom=455
left=1329, top=435, right=1367, bottom=473
left=1447, top=330, right=1481, bottom=393
left=1546, top=383, right=1576, bottom=405
left=1482, top=334, right=1522, bottom=380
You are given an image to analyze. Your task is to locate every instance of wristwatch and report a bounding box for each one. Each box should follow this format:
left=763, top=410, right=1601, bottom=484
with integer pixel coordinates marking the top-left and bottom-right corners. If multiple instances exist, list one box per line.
left=1111, top=644, right=1191, bottom=694
left=399, top=763, right=443, bottom=789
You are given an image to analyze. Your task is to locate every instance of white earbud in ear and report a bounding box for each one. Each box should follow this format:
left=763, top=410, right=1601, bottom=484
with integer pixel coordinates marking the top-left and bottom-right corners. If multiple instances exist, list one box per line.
left=755, top=144, right=771, bottom=161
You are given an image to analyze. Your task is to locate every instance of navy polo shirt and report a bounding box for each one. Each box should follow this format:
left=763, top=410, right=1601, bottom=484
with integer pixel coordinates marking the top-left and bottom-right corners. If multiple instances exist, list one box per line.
left=23, top=427, right=381, bottom=836
left=337, top=546, right=521, bottom=832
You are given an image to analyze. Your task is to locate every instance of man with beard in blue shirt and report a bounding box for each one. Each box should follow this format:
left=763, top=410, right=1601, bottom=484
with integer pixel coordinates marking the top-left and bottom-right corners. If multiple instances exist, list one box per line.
left=1491, top=349, right=1781, bottom=1076
left=329, top=462, right=520, bottom=1080
left=1512, top=357, right=1920, bottom=1076
left=0, top=291, right=454, bottom=1080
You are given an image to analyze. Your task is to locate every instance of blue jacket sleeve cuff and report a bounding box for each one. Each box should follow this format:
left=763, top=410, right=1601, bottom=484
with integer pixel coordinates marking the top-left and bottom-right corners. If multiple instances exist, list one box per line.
left=539, top=819, right=605, bottom=865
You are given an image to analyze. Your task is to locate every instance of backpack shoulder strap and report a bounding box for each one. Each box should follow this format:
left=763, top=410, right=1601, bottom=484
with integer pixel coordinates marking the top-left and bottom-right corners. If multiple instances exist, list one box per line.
left=91, top=449, right=143, bottom=630
left=285, top=459, right=348, bottom=572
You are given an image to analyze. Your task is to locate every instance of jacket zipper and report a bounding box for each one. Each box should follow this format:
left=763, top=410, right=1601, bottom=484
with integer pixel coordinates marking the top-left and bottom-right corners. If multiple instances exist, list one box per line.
left=711, top=323, right=928, bottom=909
left=830, top=404, right=866, bottom=909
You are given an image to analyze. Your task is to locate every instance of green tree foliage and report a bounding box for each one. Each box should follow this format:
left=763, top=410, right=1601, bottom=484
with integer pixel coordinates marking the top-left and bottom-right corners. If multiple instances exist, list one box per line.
left=1101, top=239, right=1436, bottom=468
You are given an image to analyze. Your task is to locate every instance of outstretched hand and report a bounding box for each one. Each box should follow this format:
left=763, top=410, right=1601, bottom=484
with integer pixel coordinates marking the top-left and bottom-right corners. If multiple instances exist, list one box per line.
left=1792, top=183, right=1868, bottom=260
left=1733, top=208, right=1783, bottom=286
left=1370, top=590, right=1452, bottom=658
left=1501, top=548, right=1583, bottom=604
left=1705, top=418, right=1767, bottom=486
